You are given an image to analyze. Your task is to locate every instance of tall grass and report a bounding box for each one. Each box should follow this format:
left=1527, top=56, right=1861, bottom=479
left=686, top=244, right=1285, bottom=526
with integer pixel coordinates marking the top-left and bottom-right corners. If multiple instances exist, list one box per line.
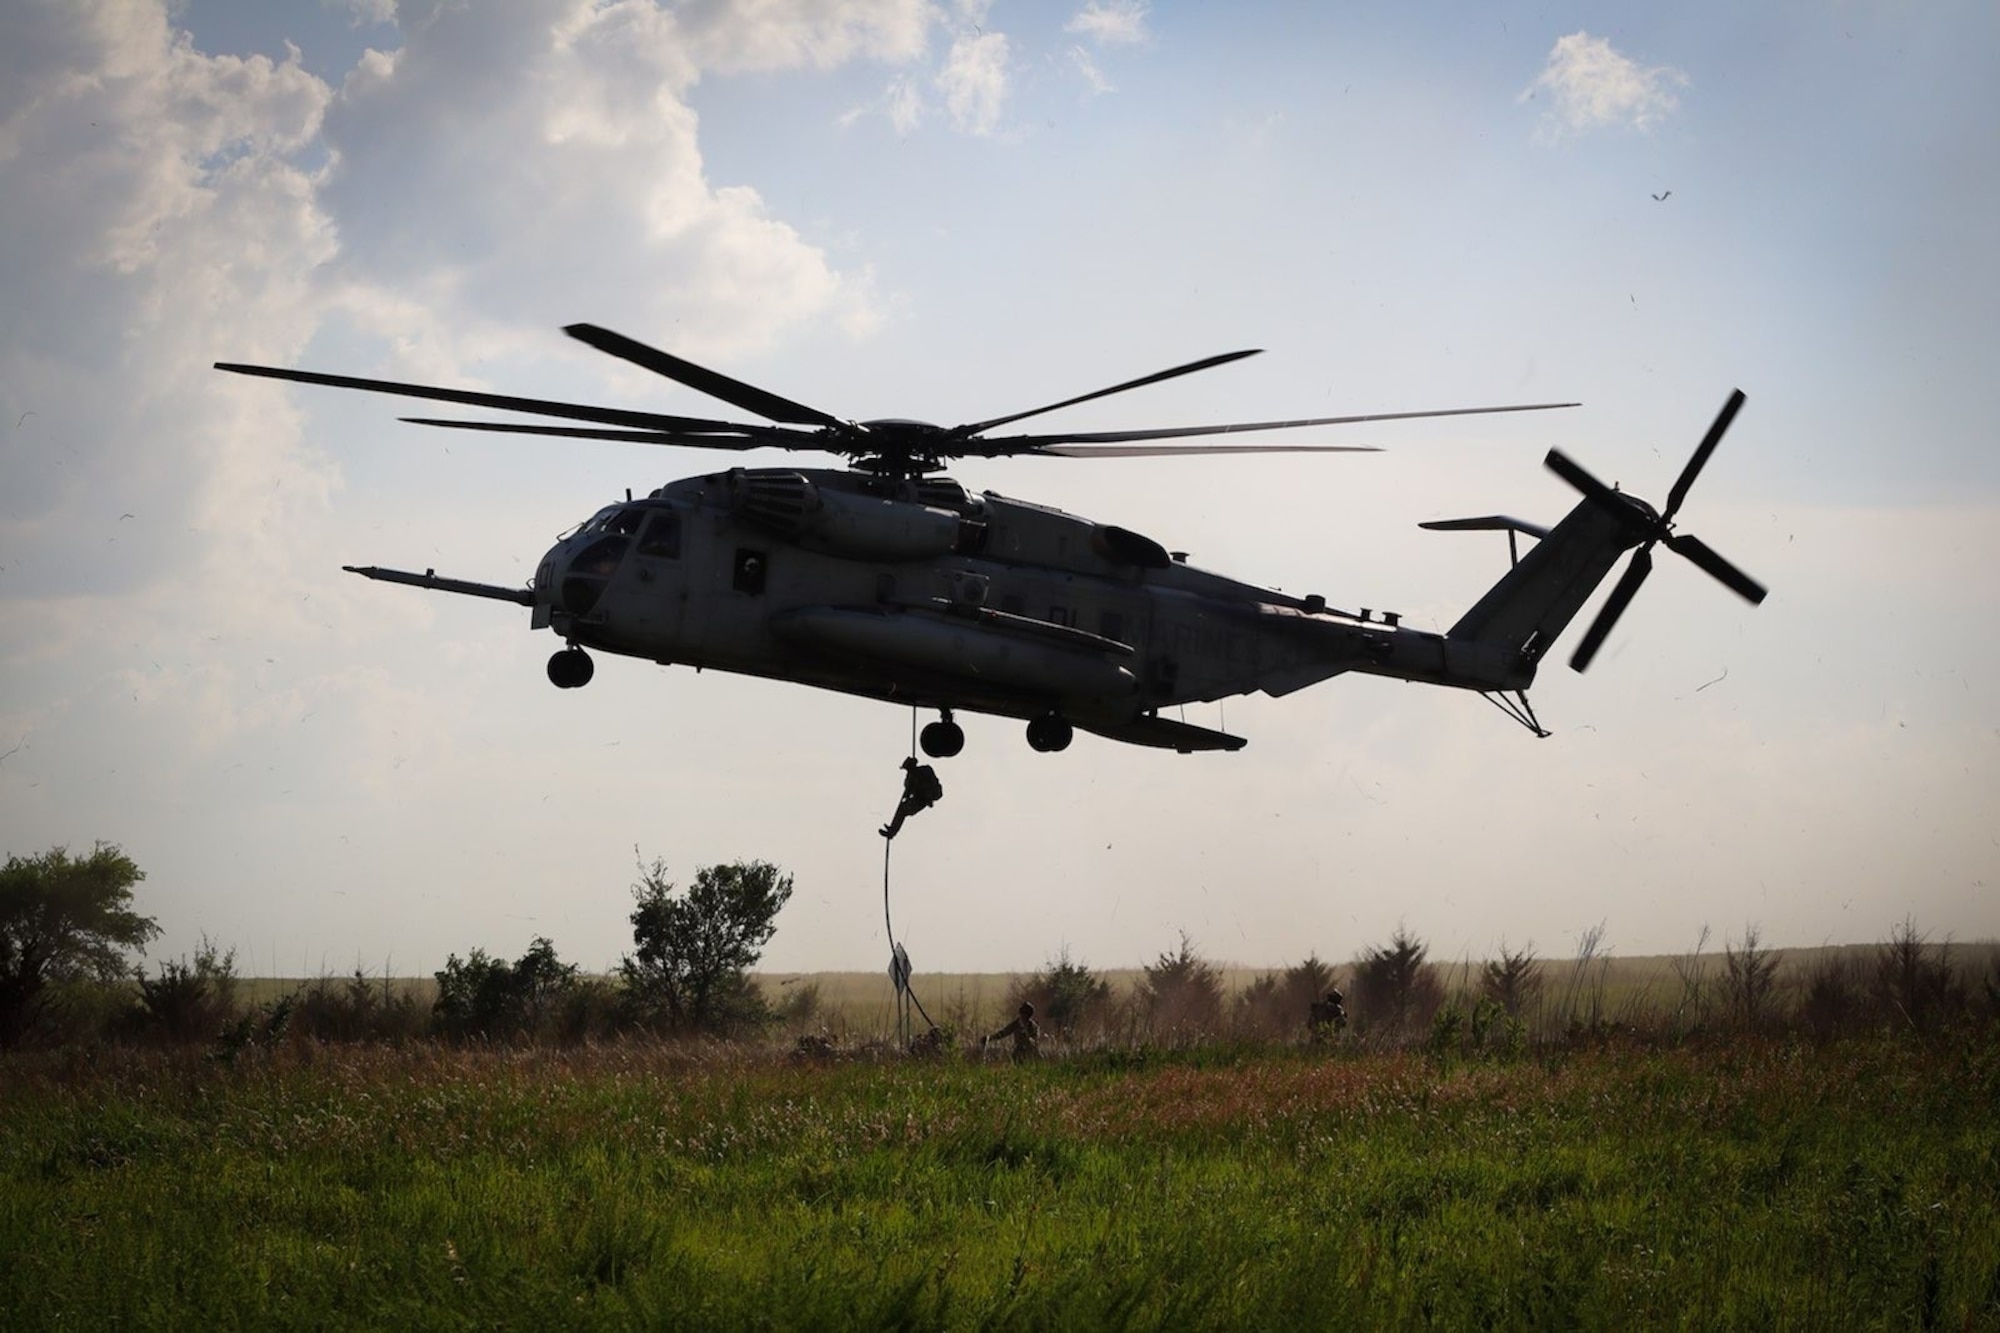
left=3, top=1036, right=1996, bottom=1327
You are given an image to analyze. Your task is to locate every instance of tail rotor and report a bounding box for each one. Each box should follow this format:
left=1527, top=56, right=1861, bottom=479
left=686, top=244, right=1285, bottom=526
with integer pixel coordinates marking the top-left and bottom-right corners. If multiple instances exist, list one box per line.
left=1549, top=389, right=1767, bottom=672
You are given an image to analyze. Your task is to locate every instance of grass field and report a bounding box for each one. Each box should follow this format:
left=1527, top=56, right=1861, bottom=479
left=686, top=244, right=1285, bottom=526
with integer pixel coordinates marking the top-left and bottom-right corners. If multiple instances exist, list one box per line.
left=5, top=1034, right=1997, bottom=1328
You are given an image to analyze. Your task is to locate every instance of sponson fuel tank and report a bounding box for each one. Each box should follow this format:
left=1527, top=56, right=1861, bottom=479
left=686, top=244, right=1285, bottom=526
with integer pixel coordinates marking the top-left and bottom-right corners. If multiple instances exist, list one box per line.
left=729, top=469, right=966, bottom=561
left=771, top=605, right=1139, bottom=698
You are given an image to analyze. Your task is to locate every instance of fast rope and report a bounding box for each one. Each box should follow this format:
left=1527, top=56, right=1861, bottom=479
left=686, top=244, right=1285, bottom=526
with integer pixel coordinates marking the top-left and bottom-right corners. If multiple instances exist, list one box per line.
left=882, top=834, right=938, bottom=1044
left=881, top=706, right=940, bottom=1048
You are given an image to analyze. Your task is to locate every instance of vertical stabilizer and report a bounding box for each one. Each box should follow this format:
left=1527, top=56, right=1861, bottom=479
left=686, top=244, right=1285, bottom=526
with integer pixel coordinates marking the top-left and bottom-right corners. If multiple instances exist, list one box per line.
left=1435, top=389, right=1766, bottom=674
left=1440, top=501, right=1638, bottom=664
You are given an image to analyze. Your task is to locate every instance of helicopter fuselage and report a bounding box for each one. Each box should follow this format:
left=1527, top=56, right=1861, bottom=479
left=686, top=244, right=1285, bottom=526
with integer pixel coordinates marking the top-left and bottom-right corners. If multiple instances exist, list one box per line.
left=513, top=465, right=1538, bottom=752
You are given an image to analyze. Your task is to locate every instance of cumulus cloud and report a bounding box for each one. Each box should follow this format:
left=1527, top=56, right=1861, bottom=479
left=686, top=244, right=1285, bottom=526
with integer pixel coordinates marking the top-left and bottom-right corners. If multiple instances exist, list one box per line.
left=0, top=2, right=338, bottom=613
left=1521, top=31, right=1687, bottom=138
left=674, top=0, right=932, bottom=73
left=935, top=30, right=1009, bottom=135
left=309, top=0, right=907, bottom=365
left=1066, top=1, right=1148, bottom=47
left=0, top=0, right=912, bottom=885
left=1, top=0, right=906, bottom=633
left=327, top=0, right=398, bottom=26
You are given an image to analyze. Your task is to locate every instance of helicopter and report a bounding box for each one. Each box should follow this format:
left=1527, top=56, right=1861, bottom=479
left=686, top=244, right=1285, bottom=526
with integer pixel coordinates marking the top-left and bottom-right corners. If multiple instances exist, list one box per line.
left=215, top=324, right=1765, bottom=756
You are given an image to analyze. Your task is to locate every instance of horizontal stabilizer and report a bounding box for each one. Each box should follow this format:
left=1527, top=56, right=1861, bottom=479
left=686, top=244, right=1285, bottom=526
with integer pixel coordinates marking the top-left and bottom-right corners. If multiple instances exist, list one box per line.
left=343, top=565, right=533, bottom=606
left=1083, top=714, right=1248, bottom=753
left=1419, top=515, right=1550, bottom=540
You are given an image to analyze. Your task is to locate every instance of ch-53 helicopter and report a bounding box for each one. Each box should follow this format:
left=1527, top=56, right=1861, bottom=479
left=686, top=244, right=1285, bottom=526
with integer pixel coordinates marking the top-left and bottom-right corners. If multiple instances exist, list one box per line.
left=216, top=324, right=1765, bottom=756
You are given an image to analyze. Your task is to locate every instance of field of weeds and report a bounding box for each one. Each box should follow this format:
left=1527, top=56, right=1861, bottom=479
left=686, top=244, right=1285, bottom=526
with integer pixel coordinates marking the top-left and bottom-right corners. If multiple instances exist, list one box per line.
left=4, top=1035, right=1997, bottom=1328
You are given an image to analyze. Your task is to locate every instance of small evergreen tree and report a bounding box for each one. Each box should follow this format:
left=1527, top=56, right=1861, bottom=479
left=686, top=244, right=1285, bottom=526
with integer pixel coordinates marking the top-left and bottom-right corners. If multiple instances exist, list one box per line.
left=1799, top=950, right=1863, bottom=1040
left=1009, top=947, right=1113, bottom=1041
left=1480, top=941, right=1544, bottom=1020
left=1233, top=954, right=1338, bottom=1038
left=137, top=936, right=239, bottom=1044
left=1721, top=924, right=1782, bottom=1031
left=1140, top=931, right=1223, bottom=1040
left=1352, top=925, right=1442, bottom=1040
left=1871, top=918, right=1962, bottom=1035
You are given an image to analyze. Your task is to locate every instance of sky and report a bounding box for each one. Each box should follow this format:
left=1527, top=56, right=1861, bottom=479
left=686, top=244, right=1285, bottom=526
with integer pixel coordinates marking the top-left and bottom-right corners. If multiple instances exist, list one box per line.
left=3, top=0, right=1996, bottom=985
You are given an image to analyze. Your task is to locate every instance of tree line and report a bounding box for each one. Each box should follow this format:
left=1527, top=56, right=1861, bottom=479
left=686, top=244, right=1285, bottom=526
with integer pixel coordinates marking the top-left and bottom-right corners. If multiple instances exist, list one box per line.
left=1001, top=922, right=1996, bottom=1053
left=3, top=842, right=1995, bottom=1052
left=0, top=844, right=797, bottom=1049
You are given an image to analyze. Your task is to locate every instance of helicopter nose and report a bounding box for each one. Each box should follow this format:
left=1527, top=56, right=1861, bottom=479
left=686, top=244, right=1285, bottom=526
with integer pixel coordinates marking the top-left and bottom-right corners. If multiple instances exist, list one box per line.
left=543, top=532, right=631, bottom=617
left=531, top=546, right=563, bottom=626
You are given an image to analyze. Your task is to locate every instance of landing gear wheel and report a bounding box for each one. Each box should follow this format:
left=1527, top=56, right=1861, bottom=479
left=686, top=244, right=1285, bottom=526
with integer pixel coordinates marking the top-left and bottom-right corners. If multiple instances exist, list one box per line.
left=920, top=718, right=965, bottom=758
left=547, top=647, right=594, bottom=689
left=1025, top=713, right=1073, bottom=753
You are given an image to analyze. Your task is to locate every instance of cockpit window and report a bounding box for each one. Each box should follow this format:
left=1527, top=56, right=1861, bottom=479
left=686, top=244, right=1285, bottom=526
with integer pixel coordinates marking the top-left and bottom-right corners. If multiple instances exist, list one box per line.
left=573, top=535, right=627, bottom=578
left=607, top=507, right=647, bottom=537
left=638, top=511, right=681, bottom=559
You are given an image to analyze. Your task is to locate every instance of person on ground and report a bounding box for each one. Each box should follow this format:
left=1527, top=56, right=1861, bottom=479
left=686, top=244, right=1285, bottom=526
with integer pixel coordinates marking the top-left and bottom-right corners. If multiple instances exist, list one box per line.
left=985, top=1001, right=1042, bottom=1062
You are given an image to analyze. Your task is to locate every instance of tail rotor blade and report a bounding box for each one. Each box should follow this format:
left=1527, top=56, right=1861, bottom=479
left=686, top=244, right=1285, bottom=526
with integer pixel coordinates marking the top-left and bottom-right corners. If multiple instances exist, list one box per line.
left=1664, top=388, right=1745, bottom=520
left=1546, top=448, right=1623, bottom=510
left=1665, top=532, right=1767, bottom=604
left=1571, top=546, right=1654, bottom=672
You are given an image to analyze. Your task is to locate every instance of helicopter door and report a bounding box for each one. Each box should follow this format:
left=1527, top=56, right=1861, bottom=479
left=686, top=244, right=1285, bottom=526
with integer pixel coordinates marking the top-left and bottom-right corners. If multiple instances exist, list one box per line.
left=625, top=509, right=686, bottom=647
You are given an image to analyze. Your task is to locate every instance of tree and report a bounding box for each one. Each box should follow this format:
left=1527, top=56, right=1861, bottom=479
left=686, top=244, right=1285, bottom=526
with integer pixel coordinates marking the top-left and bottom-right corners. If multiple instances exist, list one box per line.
left=1721, top=924, right=1782, bottom=1031
left=1009, top=947, right=1114, bottom=1041
left=1871, top=918, right=1962, bottom=1035
left=1234, top=954, right=1338, bottom=1038
left=1140, top=931, right=1223, bottom=1040
left=1352, top=925, right=1443, bottom=1039
left=137, top=936, right=239, bottom=1044
left=433, top=936, right=579, bottom=1041
left=0, top=843, right=159, bottom=1046
left=1799, top=950, right=1863, bottom=1040
left=620, top=858, right=793, bottom=1035
left=1480, top=941, right=1544, bottom=1020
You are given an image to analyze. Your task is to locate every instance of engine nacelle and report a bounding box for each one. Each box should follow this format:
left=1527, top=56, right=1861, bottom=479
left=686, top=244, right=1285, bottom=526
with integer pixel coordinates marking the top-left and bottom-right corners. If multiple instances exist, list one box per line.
left=730, top=470, right=961, bottom=561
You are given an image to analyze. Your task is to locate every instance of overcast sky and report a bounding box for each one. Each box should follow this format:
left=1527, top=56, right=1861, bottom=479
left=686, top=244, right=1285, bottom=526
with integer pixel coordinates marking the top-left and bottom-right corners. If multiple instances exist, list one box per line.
left=3, top=0, right=1995, bottom=984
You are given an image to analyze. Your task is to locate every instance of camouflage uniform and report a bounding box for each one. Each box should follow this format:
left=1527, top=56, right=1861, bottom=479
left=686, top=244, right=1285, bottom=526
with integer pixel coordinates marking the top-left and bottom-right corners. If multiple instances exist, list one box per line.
left=988, top=1002, right=1042, bottom=1062
left=1308, top=988, right=1347, bottom=1041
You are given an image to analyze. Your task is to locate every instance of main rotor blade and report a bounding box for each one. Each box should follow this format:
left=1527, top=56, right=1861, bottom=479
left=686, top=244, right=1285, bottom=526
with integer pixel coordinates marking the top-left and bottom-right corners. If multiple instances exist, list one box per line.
left=1664, top=532, right=1768, bottom=604
left=977, top=401, right=1579, bottom=451
left=957, top=350, right=1262, bottom=436
left=564, top=323, right=845, bottom=428
left=1664, top=388, right=1746, bottom=521
left=214, top=362, right=755, bottom=436
left=1570, top=545, right=1653, bottom=672
left=399, top=418, right=783, bottom=450
left=1033, top=442, right=1381, bottom=458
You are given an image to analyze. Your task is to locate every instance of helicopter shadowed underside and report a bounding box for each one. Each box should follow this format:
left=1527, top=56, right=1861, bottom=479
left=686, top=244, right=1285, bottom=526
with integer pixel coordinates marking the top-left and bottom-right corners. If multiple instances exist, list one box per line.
left=218, top=325, right=1762, bottom=755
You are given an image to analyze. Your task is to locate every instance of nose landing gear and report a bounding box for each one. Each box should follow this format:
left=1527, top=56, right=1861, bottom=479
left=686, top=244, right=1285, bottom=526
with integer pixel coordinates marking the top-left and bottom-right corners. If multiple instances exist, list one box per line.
left=920, top=711, right=965, bottom=758
left=548, top=646, right=595, bottom=689
left=1025, top=713, right=1073, bottom=753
